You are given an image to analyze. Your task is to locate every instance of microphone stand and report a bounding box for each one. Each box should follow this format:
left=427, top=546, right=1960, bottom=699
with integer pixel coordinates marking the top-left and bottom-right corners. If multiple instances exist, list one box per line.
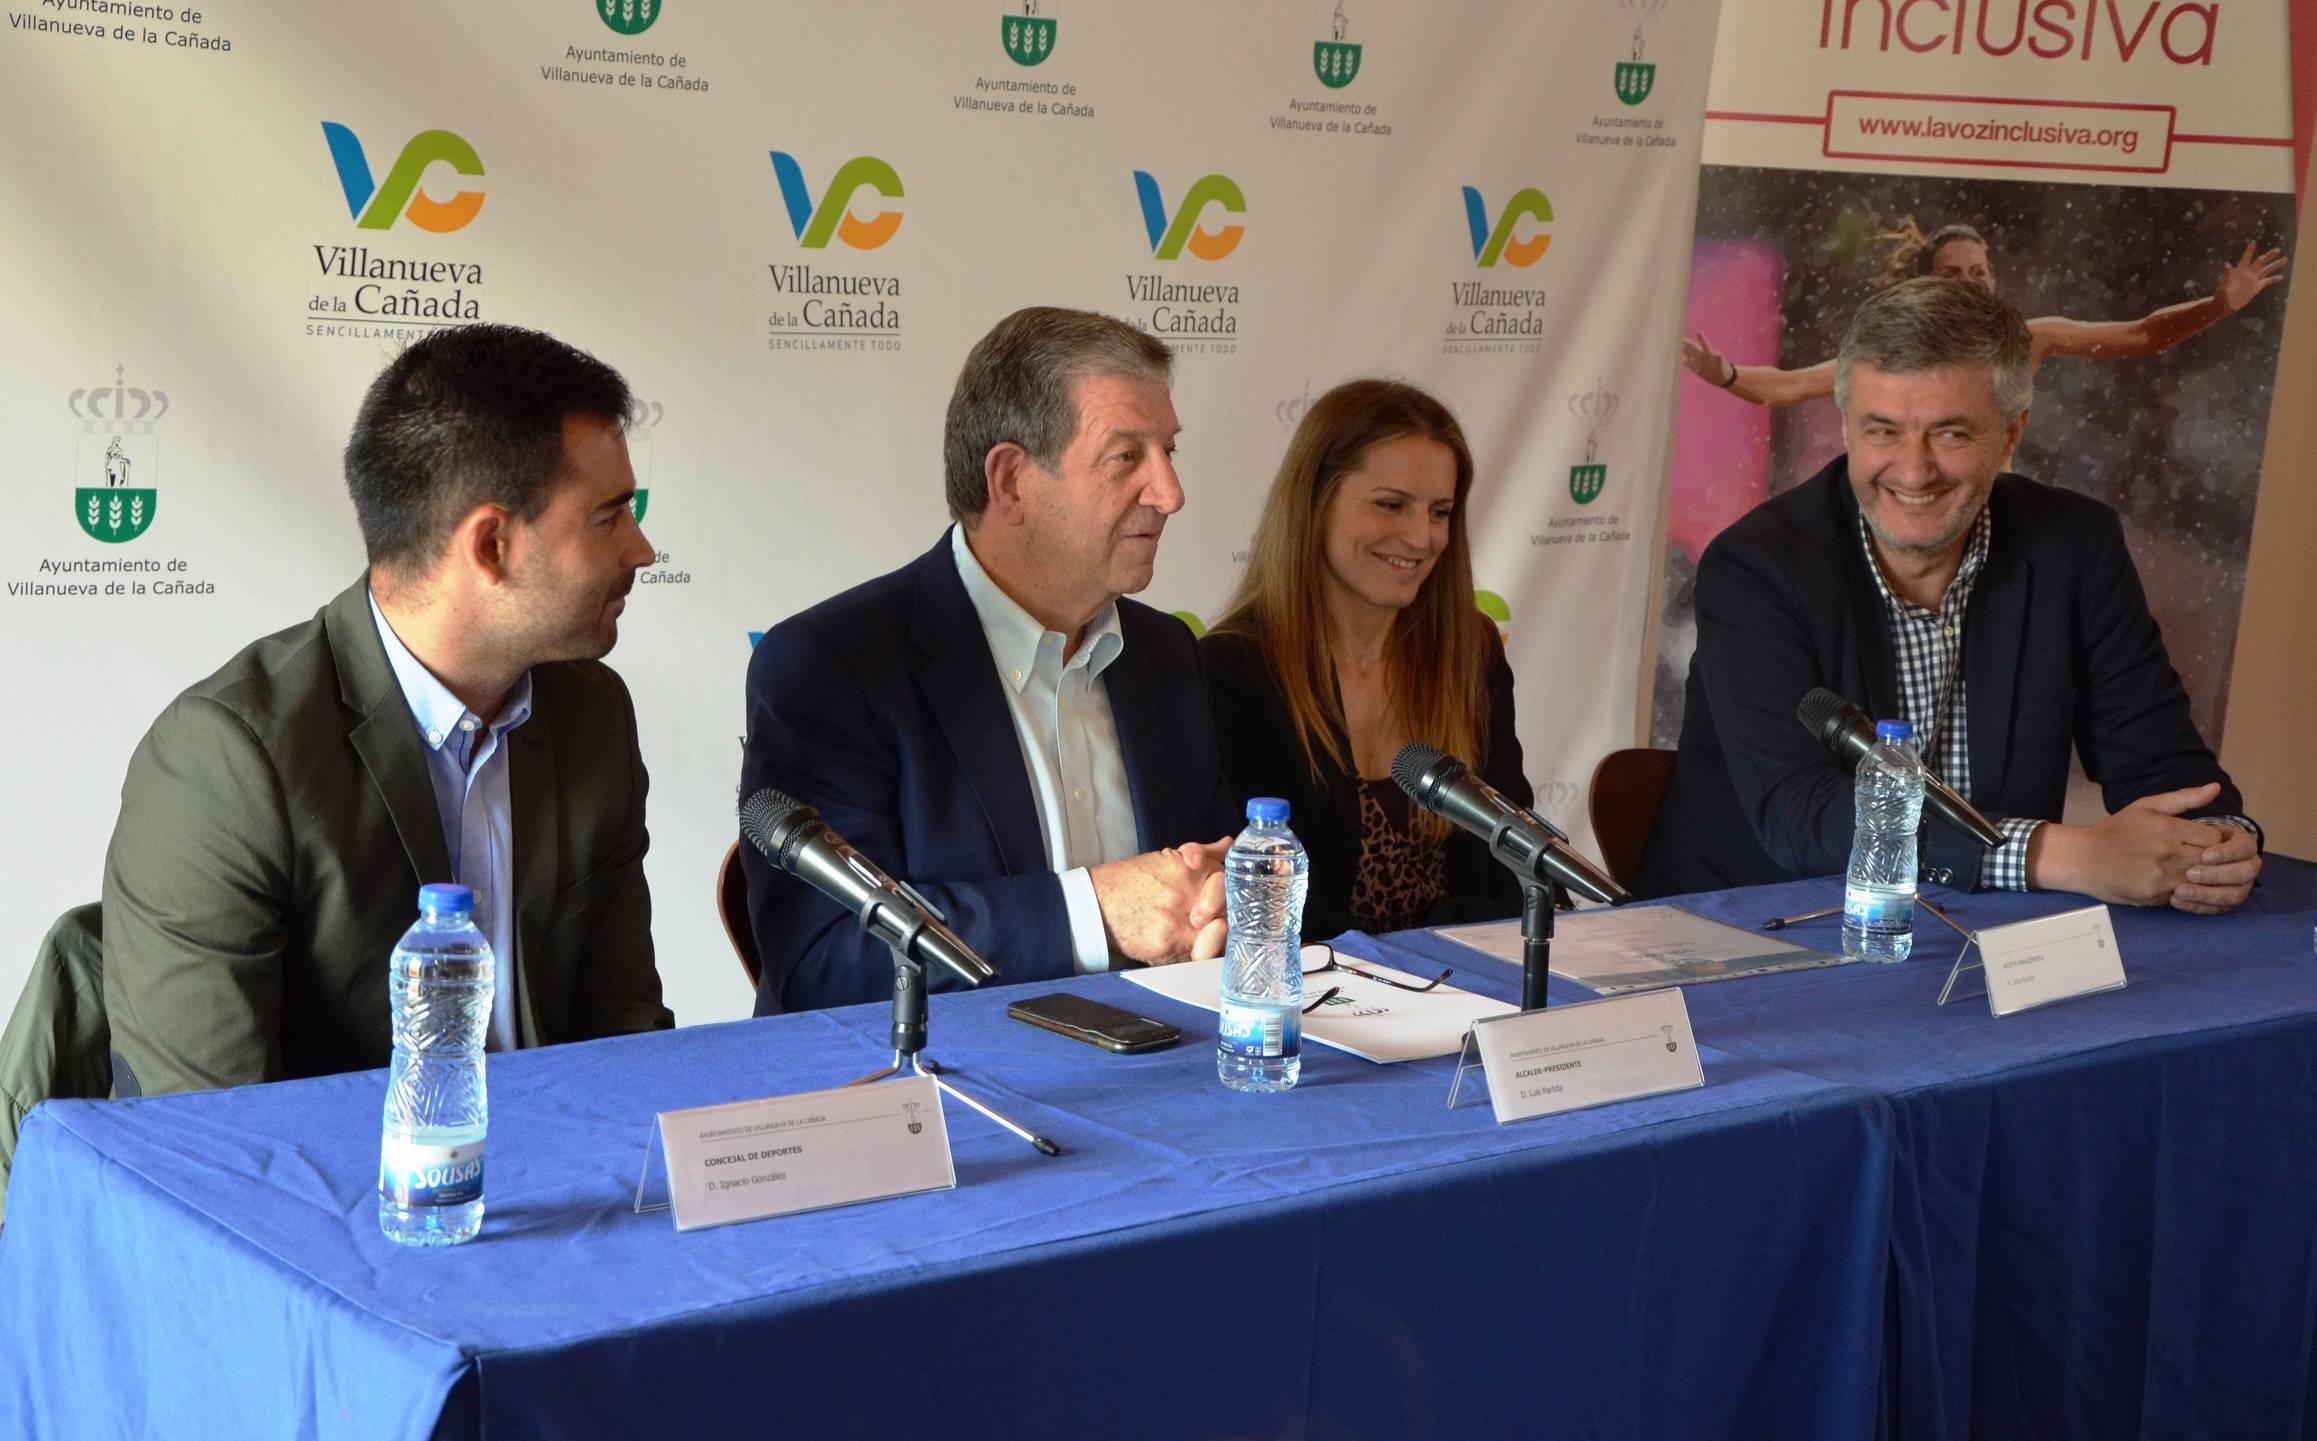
left=1483, top=807, right=1571, bottom=1012
left=846, top=936, right=1061, bottom=1158
left=1517, top=877, right=1564, bottom=1012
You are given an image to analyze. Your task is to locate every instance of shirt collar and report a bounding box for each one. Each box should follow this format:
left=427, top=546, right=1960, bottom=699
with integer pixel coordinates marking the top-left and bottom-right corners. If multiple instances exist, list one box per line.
left=1857, top=506, right=1992, bottom=619
left=949, top=525, right=1124, bottom=692
left=368, top=590, right=533, bottom=752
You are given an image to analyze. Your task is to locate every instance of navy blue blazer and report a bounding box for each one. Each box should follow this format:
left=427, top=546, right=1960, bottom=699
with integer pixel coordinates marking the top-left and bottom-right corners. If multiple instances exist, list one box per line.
left=741, top=530, right=1241, bottom=1014
left=1634, top=457, right=2247, bottom=898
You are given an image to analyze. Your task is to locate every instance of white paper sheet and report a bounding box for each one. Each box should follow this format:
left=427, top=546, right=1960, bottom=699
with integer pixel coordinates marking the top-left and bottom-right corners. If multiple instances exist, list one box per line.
left=1121, top=953, right=1515, bottom=1063
left=1436, top=906, right=1845, bottom=995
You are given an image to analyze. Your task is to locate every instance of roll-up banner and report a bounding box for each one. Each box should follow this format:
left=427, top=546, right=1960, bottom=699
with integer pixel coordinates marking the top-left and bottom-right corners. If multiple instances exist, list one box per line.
left=1656, top=0, right=2304, bottom=758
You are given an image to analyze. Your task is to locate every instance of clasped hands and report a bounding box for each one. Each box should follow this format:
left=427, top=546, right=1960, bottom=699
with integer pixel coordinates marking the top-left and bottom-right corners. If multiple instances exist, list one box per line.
left=1090, top=837, right=1234, bottom=965
left=2026, top=782, right=2261, bottom=916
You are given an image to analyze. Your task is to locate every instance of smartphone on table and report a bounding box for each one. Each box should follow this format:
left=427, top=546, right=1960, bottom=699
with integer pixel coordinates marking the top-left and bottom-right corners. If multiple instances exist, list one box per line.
left=1006, top=993, right=1182, bottom=1054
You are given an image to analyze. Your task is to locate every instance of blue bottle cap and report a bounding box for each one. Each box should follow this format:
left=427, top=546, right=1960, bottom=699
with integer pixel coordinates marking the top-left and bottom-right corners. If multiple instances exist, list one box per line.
left=1245, top=797, right=1290, bottom=823
left=1875, top=720, right=1914, bottom=742
left=418, top=883, right=475, bottom=916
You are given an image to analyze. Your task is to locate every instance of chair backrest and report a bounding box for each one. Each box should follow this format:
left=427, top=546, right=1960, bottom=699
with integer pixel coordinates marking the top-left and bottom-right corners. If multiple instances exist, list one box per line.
left=1588, top=748, right=1678, bottom=888
left=717, top=842, right=761, bottom=993
left=1, top=902, right=108, bottom=1227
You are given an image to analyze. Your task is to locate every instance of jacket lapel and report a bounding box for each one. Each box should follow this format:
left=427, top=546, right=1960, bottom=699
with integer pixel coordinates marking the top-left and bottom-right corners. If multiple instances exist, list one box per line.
left=1832, top=464, right=1904, bottom=721
left=327, top=579, right=454, bottom=886
left=1964, top=482, right=2030, bottom=805
left=910, top=534, right=1045, bottom=871
left=506, top=708, right=557, bottom=1049
left=1102, top=623, right=1164, bottom=851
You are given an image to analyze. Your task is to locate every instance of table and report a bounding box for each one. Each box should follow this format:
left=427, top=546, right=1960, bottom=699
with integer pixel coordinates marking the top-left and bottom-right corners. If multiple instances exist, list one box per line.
left=0, top=943, right=1894, bottom=1438
left=1379, top=855, right=2317, bottom=1441
left=9, top=861, right=2308, bottom=1441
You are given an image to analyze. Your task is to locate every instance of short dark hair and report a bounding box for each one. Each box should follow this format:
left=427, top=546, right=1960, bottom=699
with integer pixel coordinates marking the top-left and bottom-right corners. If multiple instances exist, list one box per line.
left=1836, top=277, right=2034, bottom=421
left=344, top=323, right=632, bottom=573
left=942, top=307, right=1172, bottom=523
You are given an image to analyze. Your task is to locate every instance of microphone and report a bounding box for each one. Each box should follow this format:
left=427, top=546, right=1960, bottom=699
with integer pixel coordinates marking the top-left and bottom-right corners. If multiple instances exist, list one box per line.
left=1390, top=742, right=1630, bottom=905
left=738, top=788, right=996, bottom=987
left=1796, top=688, right=2004, bottom=848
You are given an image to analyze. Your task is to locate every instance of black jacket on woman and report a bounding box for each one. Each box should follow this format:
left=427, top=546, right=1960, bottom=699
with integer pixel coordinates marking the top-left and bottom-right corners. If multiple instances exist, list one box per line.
left=1199, top=622, right=1532, bottom=941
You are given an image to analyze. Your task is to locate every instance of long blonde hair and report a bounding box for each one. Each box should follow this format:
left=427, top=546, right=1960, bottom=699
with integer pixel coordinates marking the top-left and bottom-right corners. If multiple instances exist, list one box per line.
left=1874, top=218, right=1988, bottom=291
left=1212, top=379, right=1492, bottom=807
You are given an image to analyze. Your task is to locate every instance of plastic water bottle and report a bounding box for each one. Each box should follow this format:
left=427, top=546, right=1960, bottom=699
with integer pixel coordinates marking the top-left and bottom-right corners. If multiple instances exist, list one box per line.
left=1844, top=720, right=1926, bottom=963
left=379, top=883, right=494, bottom=1246
left=1218, top=797, right=1309, bottom=1093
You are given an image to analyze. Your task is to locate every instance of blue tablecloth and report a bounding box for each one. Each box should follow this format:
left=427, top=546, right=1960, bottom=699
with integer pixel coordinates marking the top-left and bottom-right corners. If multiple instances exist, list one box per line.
left=0, top=938, right=1894, bottom=1439
left=10, top=861, right=2308, bottom=1441
left=1377, top=855, right=2317, bottom=1441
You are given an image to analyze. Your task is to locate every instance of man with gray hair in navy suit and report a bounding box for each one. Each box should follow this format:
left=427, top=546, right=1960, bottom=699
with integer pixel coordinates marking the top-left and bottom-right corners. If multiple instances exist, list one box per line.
left=741, top=306, right=1242, bottom=1014
left=1639, top=277, right=2258, bottom=911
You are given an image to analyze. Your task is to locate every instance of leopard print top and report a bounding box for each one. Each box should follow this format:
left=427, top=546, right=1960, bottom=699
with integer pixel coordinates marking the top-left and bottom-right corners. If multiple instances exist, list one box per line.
left=1348, top=779, right=1448, bottom=933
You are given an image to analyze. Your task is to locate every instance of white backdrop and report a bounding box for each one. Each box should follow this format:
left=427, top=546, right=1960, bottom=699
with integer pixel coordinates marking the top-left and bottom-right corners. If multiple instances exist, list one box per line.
left=0, top=0, right=1719, bottom=1027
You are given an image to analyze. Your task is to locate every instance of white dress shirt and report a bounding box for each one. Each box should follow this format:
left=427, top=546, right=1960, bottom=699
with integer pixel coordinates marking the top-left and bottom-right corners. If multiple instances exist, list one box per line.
left=370, top=593, right=530, bottom=1052
left=949, top=526, right=1140, bottom=972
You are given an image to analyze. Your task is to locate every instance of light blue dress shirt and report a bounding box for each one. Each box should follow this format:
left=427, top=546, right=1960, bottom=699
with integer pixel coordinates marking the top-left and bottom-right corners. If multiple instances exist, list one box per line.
left=949, top=527, right=1139, bottom=973
left=369, top=593, right=531, bottom=1053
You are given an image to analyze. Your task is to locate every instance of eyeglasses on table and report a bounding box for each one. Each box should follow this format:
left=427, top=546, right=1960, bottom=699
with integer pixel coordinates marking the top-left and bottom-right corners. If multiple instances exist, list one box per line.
left=1297, top=943, right=1454, bottom=1014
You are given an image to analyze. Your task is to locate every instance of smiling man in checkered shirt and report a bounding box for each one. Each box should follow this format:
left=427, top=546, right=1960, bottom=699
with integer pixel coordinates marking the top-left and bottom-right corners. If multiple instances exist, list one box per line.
left=1638, top=278, right=2260, bottom=913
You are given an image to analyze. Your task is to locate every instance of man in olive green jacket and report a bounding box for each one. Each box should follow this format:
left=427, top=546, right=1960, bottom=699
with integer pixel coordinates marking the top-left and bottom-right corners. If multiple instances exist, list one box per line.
left=100, top=324, right=672, bottom=1097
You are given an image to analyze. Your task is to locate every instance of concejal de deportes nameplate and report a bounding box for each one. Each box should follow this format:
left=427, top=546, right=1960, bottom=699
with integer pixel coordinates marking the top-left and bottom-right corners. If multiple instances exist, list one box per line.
left=655, top=1074, right=955, bottom=1232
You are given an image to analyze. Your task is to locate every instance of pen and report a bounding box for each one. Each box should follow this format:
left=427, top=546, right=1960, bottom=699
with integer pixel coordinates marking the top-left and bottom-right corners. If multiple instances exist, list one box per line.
left=1919, top=896, right=1971, bottom=939
left=1761, top=904, right=1840, bottom=931
left=1761, top=898, right=1972, bottom=937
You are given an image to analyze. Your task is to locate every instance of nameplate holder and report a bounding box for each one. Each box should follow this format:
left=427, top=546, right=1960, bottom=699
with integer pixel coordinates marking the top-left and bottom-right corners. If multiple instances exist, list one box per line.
left=1449, top=988, right=1703, bottom=1124
left=644, top=1074, right=955, bottom=1232
left=1955, top=904, right=2126, bottom=1018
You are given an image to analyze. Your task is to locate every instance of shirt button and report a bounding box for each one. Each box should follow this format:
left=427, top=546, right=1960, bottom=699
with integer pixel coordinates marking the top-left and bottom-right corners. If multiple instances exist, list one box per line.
left=1073, top=787, right=1086, bottom=801
left=1011, top=669, right=1023, bottom=684
left=426, top=729, right=442, bottom=745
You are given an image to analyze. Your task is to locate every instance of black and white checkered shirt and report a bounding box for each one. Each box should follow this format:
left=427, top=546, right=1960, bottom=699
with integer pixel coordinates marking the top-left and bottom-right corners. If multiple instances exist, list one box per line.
left=1856, top=509, right=2038, bottom=889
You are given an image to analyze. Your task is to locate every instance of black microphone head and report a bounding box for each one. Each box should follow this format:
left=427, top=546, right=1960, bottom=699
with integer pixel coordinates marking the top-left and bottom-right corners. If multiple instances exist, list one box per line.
left=1390, top=741, right=1463, bottom=803
left=1797, top=687, right=1866, bottom=745
left=738, top=787, right=822, bottom=865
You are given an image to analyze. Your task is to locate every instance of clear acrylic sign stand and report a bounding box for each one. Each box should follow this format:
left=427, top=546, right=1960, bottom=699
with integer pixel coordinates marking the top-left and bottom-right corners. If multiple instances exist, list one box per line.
left=1919, top=893, right=1984, bottom=1007
left=632, top=1122, right=671, bottom=1215
left=1935, top=932, right=1987, bottom=1007
left=1447, top=1027, right=1487, bottom=1109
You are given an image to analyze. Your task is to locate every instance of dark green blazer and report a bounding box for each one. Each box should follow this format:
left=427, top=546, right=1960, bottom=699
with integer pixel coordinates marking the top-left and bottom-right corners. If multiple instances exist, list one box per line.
left=100, top=578, right=671, bottom=1096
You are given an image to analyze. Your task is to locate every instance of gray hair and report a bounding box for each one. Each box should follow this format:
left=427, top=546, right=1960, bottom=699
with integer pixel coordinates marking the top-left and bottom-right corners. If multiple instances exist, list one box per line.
left=943, top=307, right=1173, bottom=522
left=1835, top=277, right=2033, bottom=422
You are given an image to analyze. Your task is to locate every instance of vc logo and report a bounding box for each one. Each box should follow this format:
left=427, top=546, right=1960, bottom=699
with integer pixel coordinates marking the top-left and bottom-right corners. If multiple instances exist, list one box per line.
left=1460, top=185, right=1552, bottom=268
left=770, top=152, right=904, bottom=250
left=321, top=124, right=485, bottom=233
left=1132, top=171, right=1245, bottom=261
